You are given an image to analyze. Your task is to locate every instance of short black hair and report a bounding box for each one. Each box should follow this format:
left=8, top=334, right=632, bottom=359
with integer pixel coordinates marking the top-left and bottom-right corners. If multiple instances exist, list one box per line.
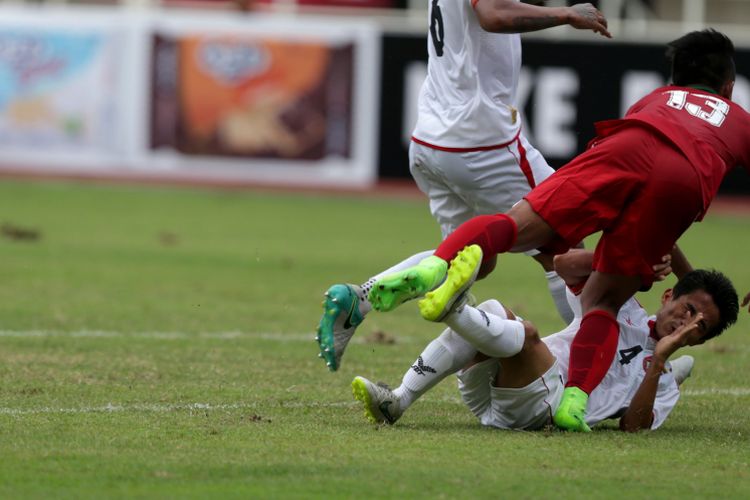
left=672, top=269, right=738, bottom=340
left=666, top=29, right=735, bottom=92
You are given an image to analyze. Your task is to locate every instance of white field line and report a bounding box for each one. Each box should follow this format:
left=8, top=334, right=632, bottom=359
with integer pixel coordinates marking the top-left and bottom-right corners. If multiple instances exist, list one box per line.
left=0, top=389, right=748, bottom=417
left=0, top=330, right=309, bottom=341
left=0, top=329, right=421, bottom=343
left=681, top=388, right=750, bottom=397
left=0, top=400, right=360, bottom=416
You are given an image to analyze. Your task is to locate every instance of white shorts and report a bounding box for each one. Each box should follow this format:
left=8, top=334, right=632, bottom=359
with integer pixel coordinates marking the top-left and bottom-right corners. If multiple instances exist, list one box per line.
left=457, top=358, right=564, bottom=431
left=409, top=134, right=554, bottom=239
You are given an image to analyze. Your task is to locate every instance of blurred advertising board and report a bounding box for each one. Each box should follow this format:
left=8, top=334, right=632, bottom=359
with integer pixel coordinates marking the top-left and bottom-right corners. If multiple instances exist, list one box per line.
left=146, top=14, right=379, bottom=188
left=262, top=0, right=406, bottom=7
left=169, top=0, right=407, bottom=9
left=379, top=33, right=750, bottom=194
left=0, top=7, right=379, bottom=188
left=151, top=35, right=353, bottom=161
left=0, top=11, right=124, bottom=170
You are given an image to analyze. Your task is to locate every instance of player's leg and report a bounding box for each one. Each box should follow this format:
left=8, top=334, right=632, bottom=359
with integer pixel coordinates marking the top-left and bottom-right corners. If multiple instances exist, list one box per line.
left=511, top=133, right=575, bottom=324
left=370, top=203, right=557, bottom=314
left=445, top=296, right=554, bottom=389
left=370, top=136, right=564, bottom=313
left=441, top=298, right=526, bottom=358
left=317, top=249, right=438, bottom=371
left=457, top=311, right=563, bottom=431
left=492, top=322, right=556, bottom=390
left=456, top=137, right=575, bottom=324
left=367, top=144, right=477, bottom=313
left=456, top=356, right=499, bottom=423
left=553, top=271, right=641, bottom=431
left=555, top=135, right=705, bottom=430
left=531, top=251, right=575, bottom=325
left=433, top=196, right=558, bottom=262
left=352, top=323, right=478, bottom=424
left=370, top=132, right=636, bottom=314
left=352, top=296, right=524, bottom=425
left=318, top=144, right=470, bottom=370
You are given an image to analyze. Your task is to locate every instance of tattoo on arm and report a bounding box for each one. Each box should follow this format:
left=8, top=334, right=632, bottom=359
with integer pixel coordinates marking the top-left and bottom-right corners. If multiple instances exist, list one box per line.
left=510, top=15, right=562, bottom=31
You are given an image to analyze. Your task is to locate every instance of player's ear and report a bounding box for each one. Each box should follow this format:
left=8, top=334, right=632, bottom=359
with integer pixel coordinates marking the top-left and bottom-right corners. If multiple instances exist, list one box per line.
left=720, top=80, right=734, bottom=99
left=661, top=288, right=673, bottom=305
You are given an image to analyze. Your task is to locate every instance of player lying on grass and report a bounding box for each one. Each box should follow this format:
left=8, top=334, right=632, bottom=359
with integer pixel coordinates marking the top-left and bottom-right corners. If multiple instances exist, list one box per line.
left=314, top=1, right=612, bottom=373
left=367, top=29, right=750, bottom=431
left=353, top=246, right=739, bottom=432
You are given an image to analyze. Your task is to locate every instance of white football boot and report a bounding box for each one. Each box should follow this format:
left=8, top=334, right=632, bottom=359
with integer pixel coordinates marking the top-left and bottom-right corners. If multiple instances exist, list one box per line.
left=669, top=355, right=695, bottom=386
left=351, top=376, right=403, bottom=425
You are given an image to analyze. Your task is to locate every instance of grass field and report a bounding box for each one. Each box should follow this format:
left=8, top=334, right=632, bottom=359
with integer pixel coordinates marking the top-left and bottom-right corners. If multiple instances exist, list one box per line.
left=0, top=179, right=748, bottom=498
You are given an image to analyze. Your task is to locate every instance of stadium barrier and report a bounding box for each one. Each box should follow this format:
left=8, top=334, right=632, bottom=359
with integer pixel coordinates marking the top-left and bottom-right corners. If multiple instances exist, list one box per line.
left=0, top=6, right=379, bottom=188
left=0, top=4, right=748, bottom=193
left=379, top=33, right=750, bottom=194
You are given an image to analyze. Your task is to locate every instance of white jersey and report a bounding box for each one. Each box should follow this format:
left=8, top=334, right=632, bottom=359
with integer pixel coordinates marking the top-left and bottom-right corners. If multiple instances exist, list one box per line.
left=411, top=0, right=523, bottom=149
left=543, top=292, right=681, bottom=429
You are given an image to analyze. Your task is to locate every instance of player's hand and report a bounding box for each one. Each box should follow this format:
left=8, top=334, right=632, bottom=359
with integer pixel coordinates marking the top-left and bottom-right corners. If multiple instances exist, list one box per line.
left=568, top=3, right=612, bottom=38
left=652, top=253, right=673, bottom=282
left=742, top=292, right=750, bottom=313
left=654, top=313, right=703, bottom=361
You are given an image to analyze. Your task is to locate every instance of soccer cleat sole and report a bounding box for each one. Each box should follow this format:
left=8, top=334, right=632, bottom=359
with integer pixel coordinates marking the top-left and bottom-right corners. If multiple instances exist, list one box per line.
left=352, top=377, right=380, bottom=424
left=419, top=245, right=483, bottom=322
left=317, top=285, right=360, bottom=372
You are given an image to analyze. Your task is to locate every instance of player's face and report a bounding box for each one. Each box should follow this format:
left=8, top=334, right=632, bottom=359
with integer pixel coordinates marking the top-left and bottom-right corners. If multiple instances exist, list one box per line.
left=654, top=289, right=721, bottom=344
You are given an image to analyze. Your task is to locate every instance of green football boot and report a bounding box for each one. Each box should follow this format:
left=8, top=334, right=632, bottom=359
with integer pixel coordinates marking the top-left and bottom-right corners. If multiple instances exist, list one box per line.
left=368, top=255, right=448, bottom=312
left=419, top=245, right=483, bottom=322
left=316, top=284, right=366, bottom=372
left=553, top=386, right=592, bottom=432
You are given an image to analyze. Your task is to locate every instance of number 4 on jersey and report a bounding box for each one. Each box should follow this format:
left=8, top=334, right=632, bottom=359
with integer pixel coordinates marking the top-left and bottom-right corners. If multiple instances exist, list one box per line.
left=619, top=345, right=643, bottom=365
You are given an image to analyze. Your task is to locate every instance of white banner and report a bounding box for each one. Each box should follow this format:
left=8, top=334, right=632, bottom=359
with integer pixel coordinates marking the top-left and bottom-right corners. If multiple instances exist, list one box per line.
left=0, top=6, right=379, bottom=188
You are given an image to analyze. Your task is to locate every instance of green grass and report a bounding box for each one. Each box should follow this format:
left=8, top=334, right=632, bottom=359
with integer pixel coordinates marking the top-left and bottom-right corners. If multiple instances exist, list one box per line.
left=0, top=180, right=748, bottom=498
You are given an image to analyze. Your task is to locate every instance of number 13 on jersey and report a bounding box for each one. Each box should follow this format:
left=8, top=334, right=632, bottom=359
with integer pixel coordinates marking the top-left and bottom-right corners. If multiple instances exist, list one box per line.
left=664, top=90, right=730, bottom=127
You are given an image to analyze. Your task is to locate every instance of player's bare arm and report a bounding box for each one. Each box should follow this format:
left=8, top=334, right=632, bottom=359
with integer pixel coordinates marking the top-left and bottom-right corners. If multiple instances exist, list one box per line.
left=474, top=0, right=611, bottom=38
left=619, top=314, right=704, bottom=432
left=669, top=245, right=693, bottom=279
left=742, top=292, right=750, bottom=313
left=554, top=249, right=675, bottom=288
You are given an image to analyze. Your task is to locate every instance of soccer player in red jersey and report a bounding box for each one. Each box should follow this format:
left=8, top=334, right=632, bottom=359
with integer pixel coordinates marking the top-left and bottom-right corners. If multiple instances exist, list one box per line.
left=369, top=29, right=750, bottom=431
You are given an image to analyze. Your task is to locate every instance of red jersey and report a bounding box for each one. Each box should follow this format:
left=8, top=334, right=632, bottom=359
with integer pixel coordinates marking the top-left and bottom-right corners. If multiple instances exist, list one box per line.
left=593, top=85, right=750, bottom=216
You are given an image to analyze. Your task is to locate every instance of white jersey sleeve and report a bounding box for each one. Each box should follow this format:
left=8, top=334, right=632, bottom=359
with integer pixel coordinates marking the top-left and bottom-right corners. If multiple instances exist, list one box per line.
left=412, top=0, right=523, bottom=149
left=650, top=367, right=680, bottom=429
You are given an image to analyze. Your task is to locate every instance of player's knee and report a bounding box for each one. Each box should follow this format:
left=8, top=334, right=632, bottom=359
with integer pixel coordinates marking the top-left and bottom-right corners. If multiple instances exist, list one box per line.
left=477, top=254, right=497, bottom=280
left=520, top=321, right=542, bottom=351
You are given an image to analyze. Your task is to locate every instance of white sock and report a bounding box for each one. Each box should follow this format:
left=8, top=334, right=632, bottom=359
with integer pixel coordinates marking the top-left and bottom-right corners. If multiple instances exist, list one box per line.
left=359, top=249, right=435, bottom=301
left=546, top=270, right=574, bottom=324
left=443, top=300, right=525, bottom=358
left=393, top=327, right=476, bottom=412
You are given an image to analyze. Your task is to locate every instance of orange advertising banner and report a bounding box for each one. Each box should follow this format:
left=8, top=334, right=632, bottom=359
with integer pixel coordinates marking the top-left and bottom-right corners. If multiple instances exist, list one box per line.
left=151, top=34, right=353, bottom=161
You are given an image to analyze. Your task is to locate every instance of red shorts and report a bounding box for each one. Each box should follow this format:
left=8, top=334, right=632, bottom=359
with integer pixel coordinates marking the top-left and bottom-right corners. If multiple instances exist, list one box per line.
left=525, top=125, right=704, bottom=287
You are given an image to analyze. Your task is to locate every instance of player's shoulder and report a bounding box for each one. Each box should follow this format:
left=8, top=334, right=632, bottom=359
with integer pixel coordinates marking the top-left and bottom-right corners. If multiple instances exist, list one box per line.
left=616, top=297, right=651, bottom=340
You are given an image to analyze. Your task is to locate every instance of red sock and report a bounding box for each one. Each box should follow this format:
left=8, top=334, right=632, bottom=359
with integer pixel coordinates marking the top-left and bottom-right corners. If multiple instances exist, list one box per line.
left=566, top=310, right=619, bottom=394
left=434, top=214, right=518, bottom=262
